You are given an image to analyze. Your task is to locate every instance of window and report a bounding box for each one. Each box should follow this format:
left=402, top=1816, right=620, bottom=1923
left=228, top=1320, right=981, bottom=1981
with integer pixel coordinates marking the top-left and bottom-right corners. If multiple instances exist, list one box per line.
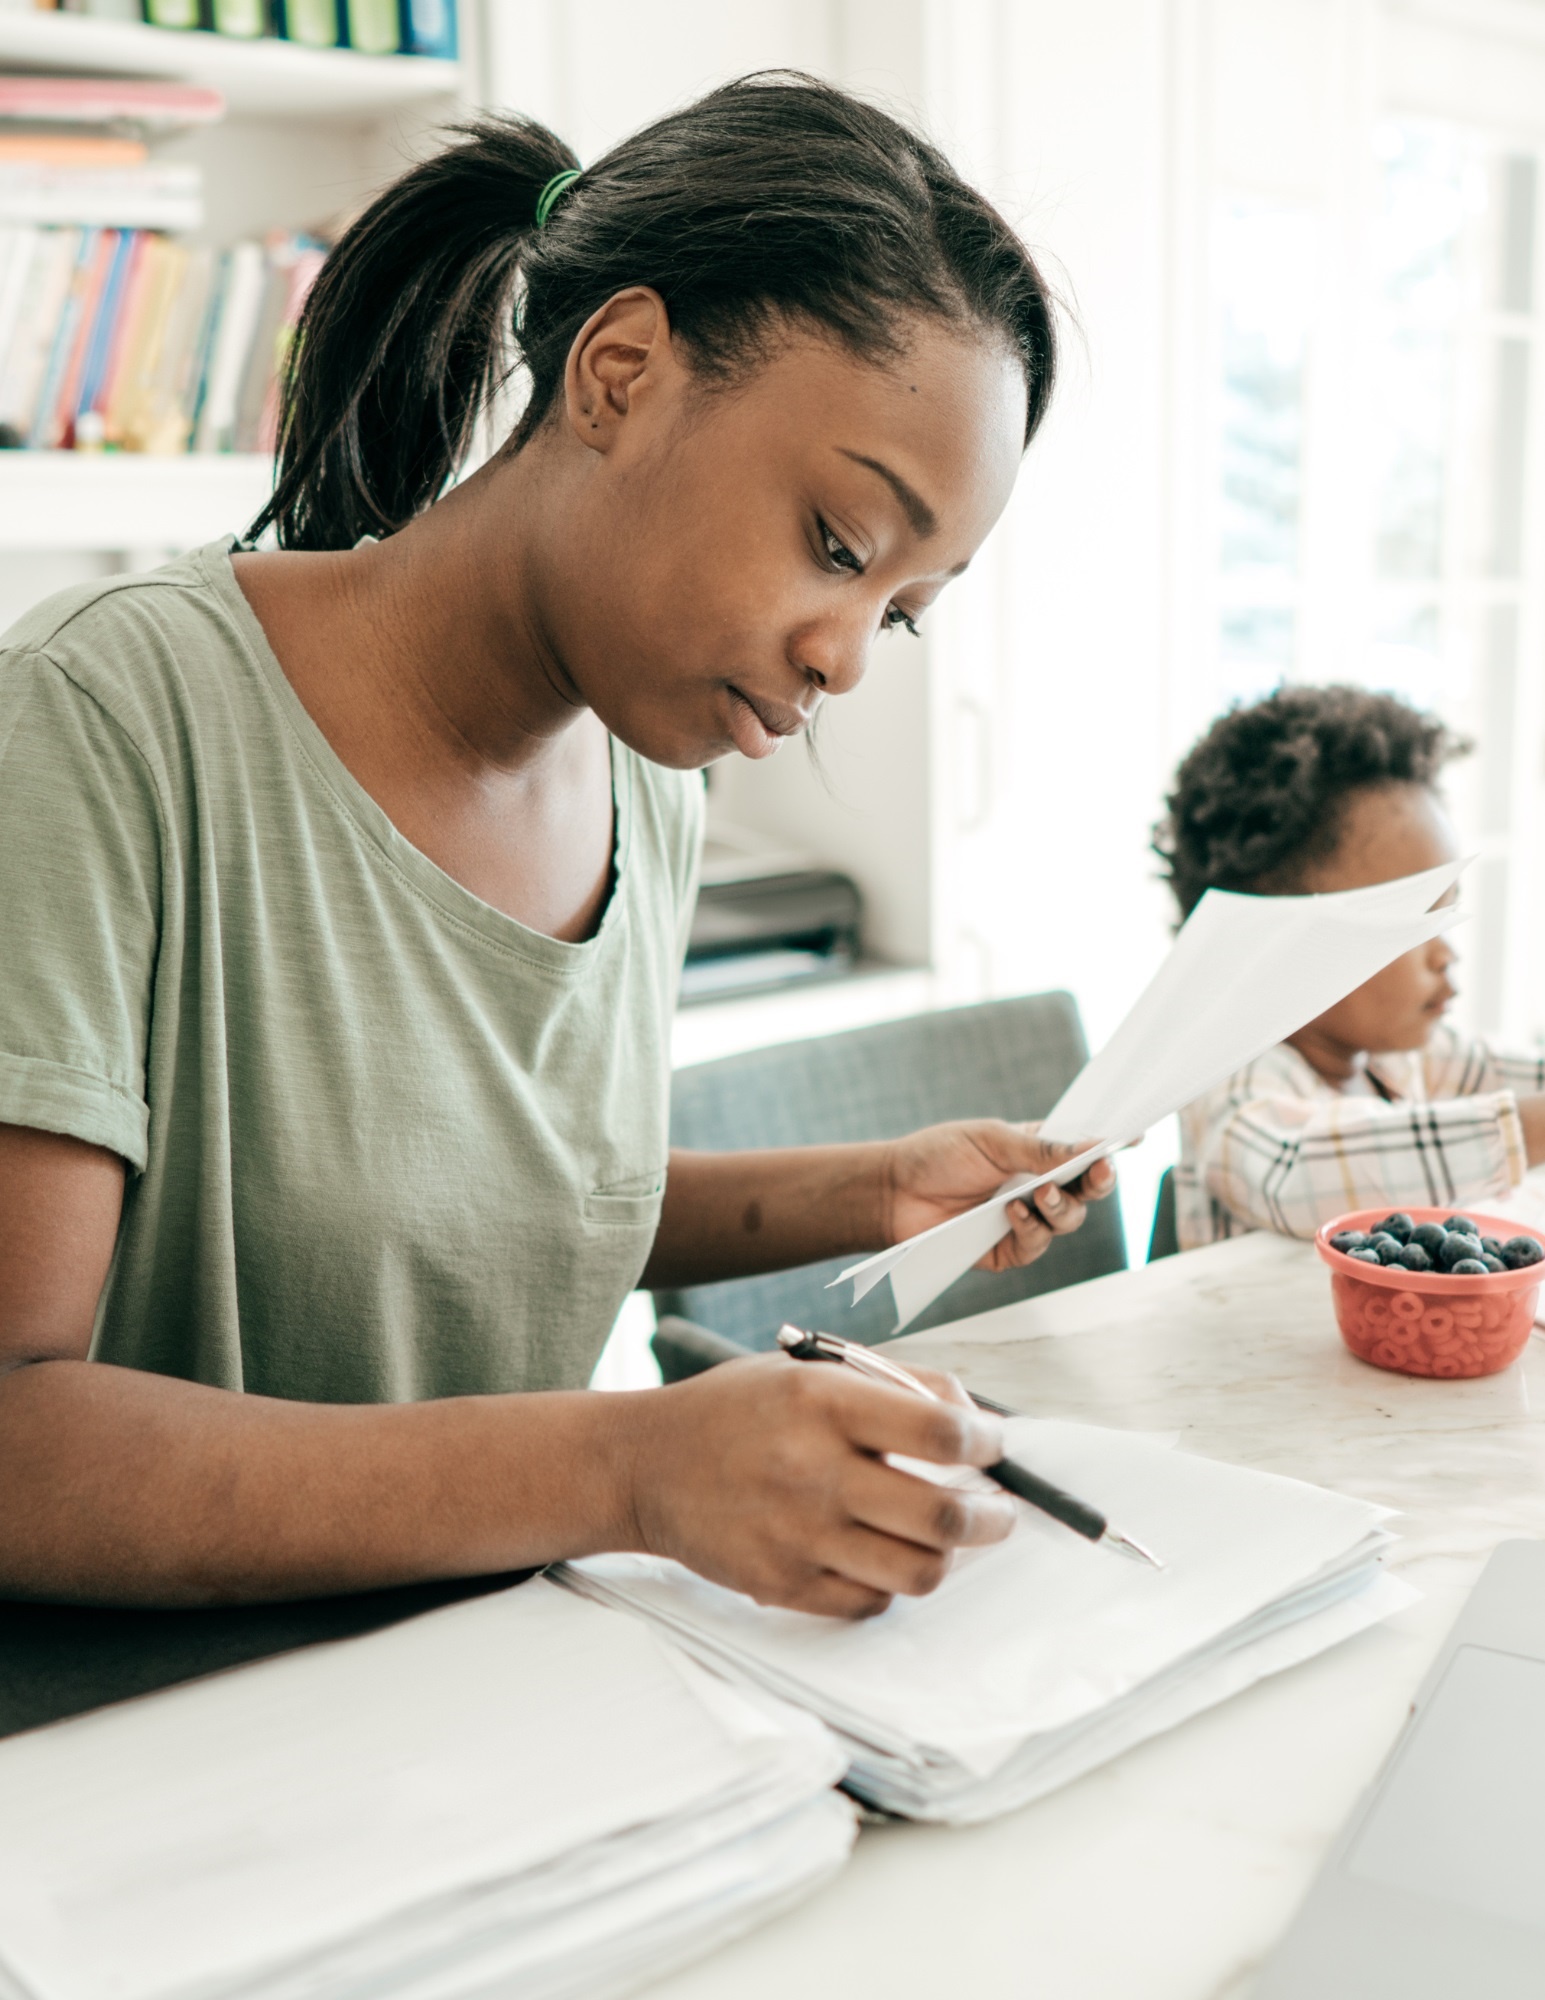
left=1364, top=122, right=1538, bottom=1040
left=1213, top=201, right=1317, bottom=701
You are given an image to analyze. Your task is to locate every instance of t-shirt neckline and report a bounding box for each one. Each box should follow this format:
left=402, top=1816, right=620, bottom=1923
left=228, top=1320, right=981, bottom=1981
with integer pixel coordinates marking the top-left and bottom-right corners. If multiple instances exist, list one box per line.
left=201, top=538, right=632, bottom=970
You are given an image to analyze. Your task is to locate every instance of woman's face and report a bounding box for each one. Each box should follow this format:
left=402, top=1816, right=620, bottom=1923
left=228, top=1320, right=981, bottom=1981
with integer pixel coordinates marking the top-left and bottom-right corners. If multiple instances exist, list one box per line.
left=523, top=293, right=1027, bottom=769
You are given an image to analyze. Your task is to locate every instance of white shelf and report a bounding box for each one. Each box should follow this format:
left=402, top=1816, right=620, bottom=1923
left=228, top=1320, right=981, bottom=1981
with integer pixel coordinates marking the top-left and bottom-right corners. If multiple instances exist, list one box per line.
left=671, top=964, right=936, bottom=1070
left=0, top=13, right=458, bottom=118
left=0, top=451, right=272, bottom=549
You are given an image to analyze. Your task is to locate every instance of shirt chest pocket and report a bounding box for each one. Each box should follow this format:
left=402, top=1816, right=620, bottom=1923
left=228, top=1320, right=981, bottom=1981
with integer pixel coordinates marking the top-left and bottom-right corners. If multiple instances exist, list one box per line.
left=583, top=1165, right=667, bottom=1228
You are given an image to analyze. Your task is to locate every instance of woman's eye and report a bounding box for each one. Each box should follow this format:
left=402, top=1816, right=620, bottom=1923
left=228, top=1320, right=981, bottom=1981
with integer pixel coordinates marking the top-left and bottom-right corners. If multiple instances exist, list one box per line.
left=819, top=520, right=864, bottom=574
left=882, top=604, right=920, bottom=638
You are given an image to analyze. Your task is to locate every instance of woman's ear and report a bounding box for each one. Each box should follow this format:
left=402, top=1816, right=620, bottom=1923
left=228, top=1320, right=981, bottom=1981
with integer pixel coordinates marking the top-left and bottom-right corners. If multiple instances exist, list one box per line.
left=562, top=287, right=678, bottom=454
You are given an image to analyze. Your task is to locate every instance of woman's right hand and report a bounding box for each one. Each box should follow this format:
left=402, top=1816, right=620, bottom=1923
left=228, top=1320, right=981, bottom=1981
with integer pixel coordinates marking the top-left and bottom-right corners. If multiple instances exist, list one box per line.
left=616, top=1352, right=1017, bottom=1618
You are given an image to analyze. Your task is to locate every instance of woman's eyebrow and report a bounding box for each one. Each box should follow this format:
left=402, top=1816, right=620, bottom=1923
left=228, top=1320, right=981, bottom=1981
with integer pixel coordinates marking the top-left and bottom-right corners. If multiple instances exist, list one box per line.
left=836, top=449, right=937, bottom=538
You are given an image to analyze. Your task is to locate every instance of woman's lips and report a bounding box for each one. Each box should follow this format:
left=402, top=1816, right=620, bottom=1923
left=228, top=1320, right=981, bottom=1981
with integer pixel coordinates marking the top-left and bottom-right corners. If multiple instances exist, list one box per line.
left=724, top=685, right=810, bottom=760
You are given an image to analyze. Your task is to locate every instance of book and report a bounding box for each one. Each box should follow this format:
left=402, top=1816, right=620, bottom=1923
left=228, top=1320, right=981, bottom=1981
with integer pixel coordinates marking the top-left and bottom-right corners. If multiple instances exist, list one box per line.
left=232, top=248, right=289, bottom=453
left=138, top=241, right=214, bottom=453
left=344, top=0, right=398, bottom=51
left=277, top=0, right=340, bottom=46
left=0, top=137, right=149, bottom=167
left=95, top=228, right=153, bottom=434
left=106, top=233, right=182, bottom=450
left=211, top=0, right=272, bottom=33
left=398, top=0, right=455, bottom=58
left=28, top=225, right=101, bottom=447
left=0, top=228, right=39, bottom=410
left=0, top=77, right=225, bottom=131
left=182, top=244, right=229, bottom=445
left=0, top=227, right=78, bottom=442
left=143, top=0, right=202, bottom=27
left=251, top=235, right=323, bottom=452
left=192, top=238, right=263, bottom=452
left=69, top=222, right=136, bottom=440
left=0, top=162, right=202, bottom=230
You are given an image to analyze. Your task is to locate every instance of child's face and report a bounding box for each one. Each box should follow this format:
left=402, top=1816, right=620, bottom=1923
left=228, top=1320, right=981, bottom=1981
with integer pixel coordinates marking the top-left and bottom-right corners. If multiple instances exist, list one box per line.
left=1295, top=782, right=1459, bottom=1056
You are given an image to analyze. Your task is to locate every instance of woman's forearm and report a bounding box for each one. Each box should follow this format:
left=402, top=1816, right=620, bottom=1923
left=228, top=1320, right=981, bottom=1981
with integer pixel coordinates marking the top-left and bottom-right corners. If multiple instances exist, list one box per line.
left=0, top=1349, right=1017, bottom=1619
left=0, top=1358, right=640, bottom=1606
left=641, top=1144, right=891, bottom=1290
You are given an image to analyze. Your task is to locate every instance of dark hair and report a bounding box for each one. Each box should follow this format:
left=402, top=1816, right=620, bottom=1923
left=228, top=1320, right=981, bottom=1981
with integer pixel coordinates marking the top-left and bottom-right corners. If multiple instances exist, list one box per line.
left=249, top=72, right=1058, bottom=551
left=1153, top=685, right=1469, bottom=919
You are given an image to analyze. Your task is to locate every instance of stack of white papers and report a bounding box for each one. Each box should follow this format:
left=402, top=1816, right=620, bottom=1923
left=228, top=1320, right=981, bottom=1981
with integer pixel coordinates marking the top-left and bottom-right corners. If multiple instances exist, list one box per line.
left=0, top=1578, right=854, bottom=2000
left=836, top=860, right=1465, bottom=1329
left=563, top=1420, right=1414, bottom=1824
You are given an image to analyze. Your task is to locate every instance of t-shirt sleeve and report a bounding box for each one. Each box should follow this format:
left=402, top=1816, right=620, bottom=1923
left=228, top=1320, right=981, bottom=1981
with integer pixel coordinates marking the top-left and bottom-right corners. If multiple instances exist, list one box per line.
left=0, top=651, right=161, bottom=1169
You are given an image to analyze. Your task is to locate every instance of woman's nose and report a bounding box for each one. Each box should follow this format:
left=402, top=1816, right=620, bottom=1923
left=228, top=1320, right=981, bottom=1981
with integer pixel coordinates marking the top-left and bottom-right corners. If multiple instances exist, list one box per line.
left=789, top=614, right=873, bottom=698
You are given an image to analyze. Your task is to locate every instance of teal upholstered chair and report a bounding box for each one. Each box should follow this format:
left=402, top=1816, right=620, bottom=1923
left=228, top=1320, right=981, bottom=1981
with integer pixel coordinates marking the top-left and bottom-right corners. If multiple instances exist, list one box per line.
left=1147, top=1167, right=1180, bottom=1261
left=652, top=992, right=1126, bottom=1376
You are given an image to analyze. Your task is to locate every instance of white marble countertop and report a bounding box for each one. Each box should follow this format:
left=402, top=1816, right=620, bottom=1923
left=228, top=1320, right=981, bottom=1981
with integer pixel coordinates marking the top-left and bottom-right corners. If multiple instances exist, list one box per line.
left=645, top=1230, right=1545, bottom=2000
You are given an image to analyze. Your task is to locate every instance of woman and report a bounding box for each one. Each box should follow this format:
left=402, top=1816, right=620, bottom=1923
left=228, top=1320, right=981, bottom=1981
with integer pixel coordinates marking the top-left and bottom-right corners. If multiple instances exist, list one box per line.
left=0, top=76, right=1112, bottom=1617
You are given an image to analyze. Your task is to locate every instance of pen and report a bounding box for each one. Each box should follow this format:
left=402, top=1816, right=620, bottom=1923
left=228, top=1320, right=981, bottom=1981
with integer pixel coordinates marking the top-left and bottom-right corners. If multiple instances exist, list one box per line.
left=775, top=1324, right=1165, bottom=1570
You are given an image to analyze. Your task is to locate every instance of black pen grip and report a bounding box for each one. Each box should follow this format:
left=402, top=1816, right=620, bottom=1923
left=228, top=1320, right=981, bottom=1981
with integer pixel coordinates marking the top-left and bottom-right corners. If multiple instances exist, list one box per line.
left=985, top=1456, right=1107, bottom=1542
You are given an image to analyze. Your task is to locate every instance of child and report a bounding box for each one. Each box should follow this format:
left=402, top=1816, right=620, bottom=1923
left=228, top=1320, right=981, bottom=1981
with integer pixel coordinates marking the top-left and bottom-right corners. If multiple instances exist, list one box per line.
left=1154, top=686, right=1545, bottom=1250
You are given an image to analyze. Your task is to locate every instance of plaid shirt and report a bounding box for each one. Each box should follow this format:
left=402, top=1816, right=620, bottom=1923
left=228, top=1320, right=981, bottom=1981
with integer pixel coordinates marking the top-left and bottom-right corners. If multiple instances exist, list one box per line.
left=1177, top=1024, right=1545, bottom=1250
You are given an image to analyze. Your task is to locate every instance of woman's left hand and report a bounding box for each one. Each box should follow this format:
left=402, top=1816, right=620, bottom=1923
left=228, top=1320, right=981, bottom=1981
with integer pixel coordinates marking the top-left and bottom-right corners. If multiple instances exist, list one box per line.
left=883, top=1120, right=1116, bottom=1271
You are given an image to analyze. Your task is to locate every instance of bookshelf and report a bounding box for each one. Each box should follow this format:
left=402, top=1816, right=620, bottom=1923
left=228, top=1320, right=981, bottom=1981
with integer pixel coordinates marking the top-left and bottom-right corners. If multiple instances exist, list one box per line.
left=0, top=5, right=464, bottom=559
left=0, top=13, right=457, bottom=118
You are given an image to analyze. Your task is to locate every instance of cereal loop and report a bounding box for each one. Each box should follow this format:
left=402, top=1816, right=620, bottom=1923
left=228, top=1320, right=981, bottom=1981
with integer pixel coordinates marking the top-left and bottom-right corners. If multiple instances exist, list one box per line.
left=1324, top=1219, right=1543, bottom=1378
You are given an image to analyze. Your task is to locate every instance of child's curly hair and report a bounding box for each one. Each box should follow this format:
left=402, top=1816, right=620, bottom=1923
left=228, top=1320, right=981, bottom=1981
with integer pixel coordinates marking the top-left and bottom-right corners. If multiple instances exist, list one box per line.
left=1153, top=685, right=1467, bottom=919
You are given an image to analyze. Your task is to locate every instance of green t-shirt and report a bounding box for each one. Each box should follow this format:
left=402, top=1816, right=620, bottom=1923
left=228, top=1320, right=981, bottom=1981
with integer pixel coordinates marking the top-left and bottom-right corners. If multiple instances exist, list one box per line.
left=0, top=540, right=703, bottom=1400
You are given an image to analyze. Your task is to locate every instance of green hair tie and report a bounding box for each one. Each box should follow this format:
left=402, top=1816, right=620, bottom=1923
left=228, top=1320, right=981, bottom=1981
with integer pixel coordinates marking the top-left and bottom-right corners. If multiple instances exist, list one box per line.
left=534, top=169, right=582, bottom=230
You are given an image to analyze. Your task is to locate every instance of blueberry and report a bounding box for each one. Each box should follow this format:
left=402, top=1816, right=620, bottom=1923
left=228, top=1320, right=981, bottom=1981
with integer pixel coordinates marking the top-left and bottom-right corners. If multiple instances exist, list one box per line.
left=1443, top=1216, right=1478, bottom=1234
left=1480, top=1237, right=1506, bottom=1258
left=1438, top=1233, right=1483, bottom=1270
left=1482, top=1255, right=1506, bottom=1274
left=1451, top=1258, right=1490, bottom=1276
left=1348, top=1248, right=1383, bottom=1265
left=1502, top=1235, right=1545, bottom=1270
left=1410, top=1222, right=1449, bottom=1256
left=1330, top=1230, right=1370, bottom=1254
left=1396, top=1243, right=1433, bottom=1272
left=1376, top=1213, right=1415, bottom=1243
left=1375, top=1237, right=1407, bottom=1264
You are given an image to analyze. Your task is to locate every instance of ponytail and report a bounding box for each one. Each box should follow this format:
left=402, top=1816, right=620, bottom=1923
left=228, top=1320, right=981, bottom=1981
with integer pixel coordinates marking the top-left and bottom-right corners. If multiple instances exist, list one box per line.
left=253, top=75, right=1057, bottom=553
left=251, top=119, right=575, bottom=550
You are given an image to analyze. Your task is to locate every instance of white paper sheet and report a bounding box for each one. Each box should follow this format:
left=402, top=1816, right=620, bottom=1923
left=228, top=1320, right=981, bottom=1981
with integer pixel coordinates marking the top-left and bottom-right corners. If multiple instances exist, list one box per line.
left=833, top=860, right=1467, bottom=1330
